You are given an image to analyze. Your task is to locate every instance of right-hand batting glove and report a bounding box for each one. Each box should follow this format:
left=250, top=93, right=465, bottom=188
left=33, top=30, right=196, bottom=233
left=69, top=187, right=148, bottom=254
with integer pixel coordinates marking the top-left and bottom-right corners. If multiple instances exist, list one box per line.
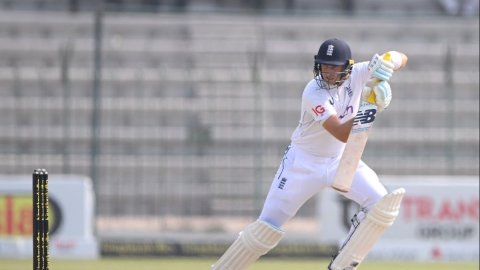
left=362, top=79, right=392, bottom=111
left=368, top=53, right=395, bottom=81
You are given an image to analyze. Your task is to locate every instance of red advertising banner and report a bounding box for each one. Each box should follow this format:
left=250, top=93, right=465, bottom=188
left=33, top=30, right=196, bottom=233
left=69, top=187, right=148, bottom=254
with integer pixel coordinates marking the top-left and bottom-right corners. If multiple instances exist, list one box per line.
left=0, top=195, right=32, bottom=236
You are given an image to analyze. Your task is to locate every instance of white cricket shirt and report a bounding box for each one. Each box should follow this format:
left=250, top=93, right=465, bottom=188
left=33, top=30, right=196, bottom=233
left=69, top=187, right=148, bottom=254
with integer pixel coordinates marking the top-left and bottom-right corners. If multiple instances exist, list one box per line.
left=290, top=61, right=371, bottom=157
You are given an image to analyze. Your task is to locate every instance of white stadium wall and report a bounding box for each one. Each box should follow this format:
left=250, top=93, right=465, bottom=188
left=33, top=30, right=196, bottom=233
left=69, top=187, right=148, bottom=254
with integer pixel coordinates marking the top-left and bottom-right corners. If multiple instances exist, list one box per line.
left=318, top=175, right=479, bottom=262
left=0, top=175, right=98, bottom=259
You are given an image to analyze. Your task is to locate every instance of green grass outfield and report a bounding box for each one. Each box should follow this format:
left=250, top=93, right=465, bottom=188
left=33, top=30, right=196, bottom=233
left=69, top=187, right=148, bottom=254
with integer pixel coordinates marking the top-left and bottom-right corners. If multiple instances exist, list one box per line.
left=2, top=258, right=478, bottom=270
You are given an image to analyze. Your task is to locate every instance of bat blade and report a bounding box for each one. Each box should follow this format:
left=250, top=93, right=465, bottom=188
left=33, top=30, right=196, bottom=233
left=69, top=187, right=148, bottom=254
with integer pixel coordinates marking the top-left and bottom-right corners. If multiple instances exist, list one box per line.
left=332, top=52, right=391, bottom=193
left=331, top=102, right=377, bottom=193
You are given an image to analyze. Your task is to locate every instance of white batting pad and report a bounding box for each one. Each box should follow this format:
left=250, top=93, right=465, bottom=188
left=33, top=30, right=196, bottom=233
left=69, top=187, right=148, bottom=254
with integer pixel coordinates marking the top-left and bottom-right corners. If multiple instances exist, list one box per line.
left=211, top=220, right=284, bottom=270
left=329, top=188, right=405, bottom=270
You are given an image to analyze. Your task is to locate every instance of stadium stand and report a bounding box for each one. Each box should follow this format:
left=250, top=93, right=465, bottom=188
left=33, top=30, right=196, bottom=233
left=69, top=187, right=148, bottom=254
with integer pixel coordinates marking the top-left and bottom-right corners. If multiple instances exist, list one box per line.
left=0, top=2, right=478, bottom=218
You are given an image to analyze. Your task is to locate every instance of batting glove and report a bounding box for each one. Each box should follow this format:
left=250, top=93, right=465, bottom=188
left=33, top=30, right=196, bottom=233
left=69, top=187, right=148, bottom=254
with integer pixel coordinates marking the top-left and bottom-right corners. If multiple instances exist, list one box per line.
left=368, top=53, right=395, bottom=81
left=362, top=79, right=392, bottom=111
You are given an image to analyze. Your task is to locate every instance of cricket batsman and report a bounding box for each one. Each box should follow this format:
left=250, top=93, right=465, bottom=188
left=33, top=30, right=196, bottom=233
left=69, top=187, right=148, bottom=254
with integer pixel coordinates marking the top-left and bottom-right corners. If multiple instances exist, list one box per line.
left=211, top=38, right=408, bottom=270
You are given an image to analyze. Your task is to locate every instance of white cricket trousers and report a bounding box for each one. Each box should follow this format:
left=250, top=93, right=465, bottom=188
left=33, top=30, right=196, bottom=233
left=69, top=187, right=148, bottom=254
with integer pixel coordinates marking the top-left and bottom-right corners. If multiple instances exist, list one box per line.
left=259, top=144, right=388, bottom=228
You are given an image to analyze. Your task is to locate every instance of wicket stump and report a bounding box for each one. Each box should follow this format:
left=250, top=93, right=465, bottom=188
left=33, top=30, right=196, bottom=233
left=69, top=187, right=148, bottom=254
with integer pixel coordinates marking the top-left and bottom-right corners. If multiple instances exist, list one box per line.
left=33, top=169, right=49, bottom=270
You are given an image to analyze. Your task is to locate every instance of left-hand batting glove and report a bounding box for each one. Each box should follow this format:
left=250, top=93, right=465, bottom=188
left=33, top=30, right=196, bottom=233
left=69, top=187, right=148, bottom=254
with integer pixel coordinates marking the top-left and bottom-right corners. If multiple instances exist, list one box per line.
left=368, top=53, right=395, bottom=81
left=362, top=79, right=392, bottom=111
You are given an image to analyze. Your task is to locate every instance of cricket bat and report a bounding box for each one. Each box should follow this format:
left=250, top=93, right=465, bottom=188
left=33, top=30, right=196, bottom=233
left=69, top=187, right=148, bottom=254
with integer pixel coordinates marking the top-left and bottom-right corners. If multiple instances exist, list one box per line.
left=331, top=53, right=391, bottom=193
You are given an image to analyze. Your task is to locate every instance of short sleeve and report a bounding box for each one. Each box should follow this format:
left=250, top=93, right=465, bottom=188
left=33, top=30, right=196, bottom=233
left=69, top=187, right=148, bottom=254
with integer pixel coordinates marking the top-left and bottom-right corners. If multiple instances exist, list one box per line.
left=303, top=91, right=336, bottom=123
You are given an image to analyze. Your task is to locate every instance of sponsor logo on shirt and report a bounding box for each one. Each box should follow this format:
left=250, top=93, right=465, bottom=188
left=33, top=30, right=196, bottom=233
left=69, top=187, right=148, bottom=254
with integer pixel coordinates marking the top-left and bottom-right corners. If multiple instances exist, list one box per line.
left=311, top=105, right=326, bottom=117
left=339, top=105, right=354, bottom=119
